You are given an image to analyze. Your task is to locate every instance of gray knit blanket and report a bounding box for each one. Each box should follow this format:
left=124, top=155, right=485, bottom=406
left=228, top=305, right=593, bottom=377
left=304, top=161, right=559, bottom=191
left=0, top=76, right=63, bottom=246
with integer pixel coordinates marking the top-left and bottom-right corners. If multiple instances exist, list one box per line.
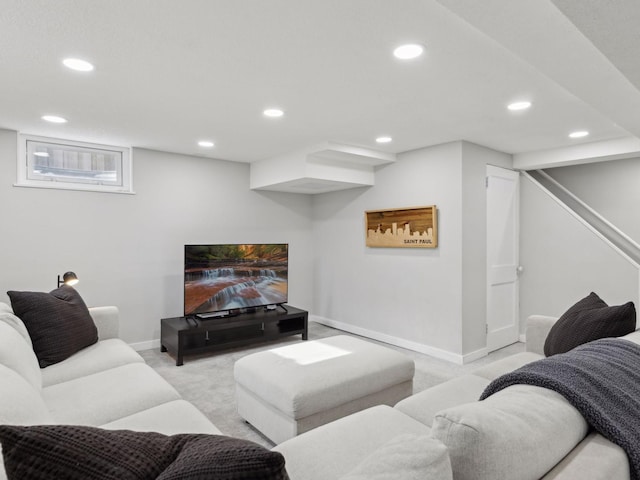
left=480, top=338, right=640, bottom=480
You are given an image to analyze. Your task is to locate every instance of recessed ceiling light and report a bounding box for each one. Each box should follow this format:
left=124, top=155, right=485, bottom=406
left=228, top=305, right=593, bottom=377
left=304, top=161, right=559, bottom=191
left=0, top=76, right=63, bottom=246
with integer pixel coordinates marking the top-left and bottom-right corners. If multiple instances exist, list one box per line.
left=198, top=140, right=215, bottom=148
left=63, top=58, right=94, bottom=72
left=569, top=130, right=589, bottom=138
left=507, top=101, right=531, bottom=111
left=376, top=136, right=392, bottom=143
left=263, top=108, right=284, bottom=118
left=41, top=115, right=67, bottom=124
left=393, top=44, right=424, bottom=60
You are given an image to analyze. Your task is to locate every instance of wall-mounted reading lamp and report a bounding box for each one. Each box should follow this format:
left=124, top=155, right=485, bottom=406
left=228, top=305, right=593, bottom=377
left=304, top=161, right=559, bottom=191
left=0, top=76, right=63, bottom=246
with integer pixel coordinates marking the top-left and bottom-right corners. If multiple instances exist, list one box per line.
left=57, top=271, right=79, bottom=288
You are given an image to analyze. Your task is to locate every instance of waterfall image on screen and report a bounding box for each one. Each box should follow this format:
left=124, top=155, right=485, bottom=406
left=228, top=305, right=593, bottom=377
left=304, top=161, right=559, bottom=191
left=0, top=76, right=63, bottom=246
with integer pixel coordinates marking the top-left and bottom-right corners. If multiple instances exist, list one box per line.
left=184, top=244, right=288, bottom=316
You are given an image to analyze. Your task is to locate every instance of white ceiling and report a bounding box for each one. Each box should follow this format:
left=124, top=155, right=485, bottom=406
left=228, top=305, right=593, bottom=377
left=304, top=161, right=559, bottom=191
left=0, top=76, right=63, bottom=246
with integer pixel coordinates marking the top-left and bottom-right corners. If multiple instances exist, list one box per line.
left=1, top=0, right=639, bottom=167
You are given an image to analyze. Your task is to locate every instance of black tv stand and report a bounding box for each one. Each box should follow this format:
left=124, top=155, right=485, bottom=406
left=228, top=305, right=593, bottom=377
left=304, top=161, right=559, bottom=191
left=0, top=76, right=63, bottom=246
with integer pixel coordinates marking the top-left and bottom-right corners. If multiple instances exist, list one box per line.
left=160, top=305, right=308, bottom=366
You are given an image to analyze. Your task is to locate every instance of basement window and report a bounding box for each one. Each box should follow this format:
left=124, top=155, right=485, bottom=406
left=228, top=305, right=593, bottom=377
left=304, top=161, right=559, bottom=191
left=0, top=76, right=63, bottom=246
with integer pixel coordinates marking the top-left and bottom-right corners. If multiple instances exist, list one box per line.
left=16, top=134, right=134, bottom=194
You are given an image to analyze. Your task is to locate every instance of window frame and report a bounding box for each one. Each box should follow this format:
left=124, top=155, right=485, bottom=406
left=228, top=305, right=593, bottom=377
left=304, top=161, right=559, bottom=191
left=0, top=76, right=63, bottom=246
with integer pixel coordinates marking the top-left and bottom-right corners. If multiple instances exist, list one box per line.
left=16, top=134, right=134, bottom=194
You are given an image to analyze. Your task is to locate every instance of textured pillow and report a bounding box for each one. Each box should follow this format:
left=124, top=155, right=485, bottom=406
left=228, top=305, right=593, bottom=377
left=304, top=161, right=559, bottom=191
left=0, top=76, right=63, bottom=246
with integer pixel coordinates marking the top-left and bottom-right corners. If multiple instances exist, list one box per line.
left=340, top=434, right=452, bottom=480
left=0, top=425, right=289, bottom=480
left=544, top=292, right=636, bottom=356
left=431, top=385, right=588, bottom=480
left=156, top=434, right=289, bottom=480
left=7, top=286, right=98, bottom=367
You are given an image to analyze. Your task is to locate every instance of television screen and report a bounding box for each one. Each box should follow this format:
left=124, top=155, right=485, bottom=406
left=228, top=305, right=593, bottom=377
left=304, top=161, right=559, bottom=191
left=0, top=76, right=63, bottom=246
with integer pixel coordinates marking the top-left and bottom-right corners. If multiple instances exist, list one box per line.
left=184, top=244, right=288, bottom=316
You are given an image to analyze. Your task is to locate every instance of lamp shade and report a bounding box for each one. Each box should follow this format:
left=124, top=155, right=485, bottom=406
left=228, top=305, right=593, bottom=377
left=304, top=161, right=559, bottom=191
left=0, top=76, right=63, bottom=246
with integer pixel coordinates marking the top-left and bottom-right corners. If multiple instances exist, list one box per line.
left=58, top=271, right=79, bottom=287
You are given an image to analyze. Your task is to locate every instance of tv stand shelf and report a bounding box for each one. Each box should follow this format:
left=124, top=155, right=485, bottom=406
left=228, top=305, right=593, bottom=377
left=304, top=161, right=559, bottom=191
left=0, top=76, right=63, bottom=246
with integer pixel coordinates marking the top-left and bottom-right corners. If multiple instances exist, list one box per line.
left=160, top=305, right=308, bottom=366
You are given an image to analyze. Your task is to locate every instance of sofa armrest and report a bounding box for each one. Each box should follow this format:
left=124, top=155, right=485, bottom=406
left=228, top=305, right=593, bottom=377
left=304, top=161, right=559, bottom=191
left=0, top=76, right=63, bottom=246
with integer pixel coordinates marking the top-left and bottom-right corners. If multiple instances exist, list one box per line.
left=525, top=315, right=558, bottom=355
left=89, top=306, right=120, bottom=340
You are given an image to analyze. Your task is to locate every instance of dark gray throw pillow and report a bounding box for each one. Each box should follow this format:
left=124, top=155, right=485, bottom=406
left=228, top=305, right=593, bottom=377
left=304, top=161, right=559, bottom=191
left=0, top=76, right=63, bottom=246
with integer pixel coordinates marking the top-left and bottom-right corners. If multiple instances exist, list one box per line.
left=0, top=425, right=289, bottom=480
left=7, top=285, right=98, bottom=367
left=544, top=292, right=636, bottom=356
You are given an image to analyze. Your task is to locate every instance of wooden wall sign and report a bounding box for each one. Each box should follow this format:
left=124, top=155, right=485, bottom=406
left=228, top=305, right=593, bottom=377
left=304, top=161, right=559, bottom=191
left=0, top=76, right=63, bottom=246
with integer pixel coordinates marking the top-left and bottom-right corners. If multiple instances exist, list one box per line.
left=365, top=205, right=438, bottom=248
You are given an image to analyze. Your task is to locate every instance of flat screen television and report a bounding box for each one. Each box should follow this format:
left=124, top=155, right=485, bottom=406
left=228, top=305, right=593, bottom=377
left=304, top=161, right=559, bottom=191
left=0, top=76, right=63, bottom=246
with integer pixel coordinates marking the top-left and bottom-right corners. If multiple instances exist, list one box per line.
left=184, top=243, right=288, bottom=317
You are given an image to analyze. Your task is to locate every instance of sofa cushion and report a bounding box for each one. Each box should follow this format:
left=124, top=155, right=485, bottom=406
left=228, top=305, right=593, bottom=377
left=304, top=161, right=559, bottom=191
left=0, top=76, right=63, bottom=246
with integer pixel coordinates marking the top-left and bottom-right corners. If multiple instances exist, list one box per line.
left=100, top=400, right=222, bottom=436
left=42, top=363, right=181, bottom=426
left=273, top=405, right=431, bottom=480
left=431, top=384, right=588, bottom=480
left=394, top=374, right=489, bottom=427
left=41, top=338, right=144, bottom=387
left=0, top=425, right=289, bottom=480
left=339, top=434, right=452, bottom=480
left=540, top=432, right=629, bottom=480
left=7, top=286, right=98, bottom=367
left=0, top=364, right=52, bottom=426
left=0, top=365, right=53, bottom=480
left=623, top=329, right=640, bottom=346
left=471, top=351, right=543, bottom=380
left=0, top=321, right=41, bottom=390
left=0, top=306, right=33, bottom=348
left=544, top=292, right=636, bottom=356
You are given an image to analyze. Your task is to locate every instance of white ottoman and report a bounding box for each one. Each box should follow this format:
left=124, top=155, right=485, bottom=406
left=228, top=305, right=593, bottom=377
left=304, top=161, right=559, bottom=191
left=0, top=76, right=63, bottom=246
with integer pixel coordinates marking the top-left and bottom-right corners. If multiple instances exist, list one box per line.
left=234, top=335, right=415, bottom=444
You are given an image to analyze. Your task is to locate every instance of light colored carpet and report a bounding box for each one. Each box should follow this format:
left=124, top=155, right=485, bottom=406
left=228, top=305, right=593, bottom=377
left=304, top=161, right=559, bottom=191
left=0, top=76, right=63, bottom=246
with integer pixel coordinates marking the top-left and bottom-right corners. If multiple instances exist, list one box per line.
left=140, top=321, right=524, bottom=448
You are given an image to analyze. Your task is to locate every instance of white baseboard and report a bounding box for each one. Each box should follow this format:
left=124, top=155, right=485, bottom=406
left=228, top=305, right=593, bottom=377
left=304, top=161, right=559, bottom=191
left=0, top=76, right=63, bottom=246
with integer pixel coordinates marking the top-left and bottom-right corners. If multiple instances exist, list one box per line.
left=130, top=339, right=160, bottom=352
left=311, top=315, right=484, bottom=365
left=462, top=346, right=489, bottom=364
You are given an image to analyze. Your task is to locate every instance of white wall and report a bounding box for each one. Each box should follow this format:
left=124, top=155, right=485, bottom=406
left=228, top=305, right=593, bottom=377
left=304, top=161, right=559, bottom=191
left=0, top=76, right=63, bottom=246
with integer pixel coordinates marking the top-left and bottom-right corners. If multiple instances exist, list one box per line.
left=519, top=173, right=639, bottom=325
left=311, top=141, right=512, bottom=362
left=11, top=121, right=597, bottom=362
left=0, top=129, right=314, bottom=347
left=545, top=157, right=640, bottom=243
left=311, top=142, right=462, bottom=360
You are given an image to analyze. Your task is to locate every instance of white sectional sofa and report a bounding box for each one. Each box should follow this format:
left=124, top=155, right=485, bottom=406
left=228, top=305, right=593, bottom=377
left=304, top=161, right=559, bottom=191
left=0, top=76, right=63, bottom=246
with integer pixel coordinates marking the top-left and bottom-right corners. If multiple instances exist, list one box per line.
left=275, top=315, right=638, bottom=480
left=1, top=294, right=636, bottom=480
left=0, top=302, right=220, bottom=480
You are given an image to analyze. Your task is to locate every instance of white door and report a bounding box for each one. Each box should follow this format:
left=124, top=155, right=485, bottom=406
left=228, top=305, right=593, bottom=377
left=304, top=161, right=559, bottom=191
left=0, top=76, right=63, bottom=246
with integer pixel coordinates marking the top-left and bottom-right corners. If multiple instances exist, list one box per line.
left=486, top=165, right=520, bottom=352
